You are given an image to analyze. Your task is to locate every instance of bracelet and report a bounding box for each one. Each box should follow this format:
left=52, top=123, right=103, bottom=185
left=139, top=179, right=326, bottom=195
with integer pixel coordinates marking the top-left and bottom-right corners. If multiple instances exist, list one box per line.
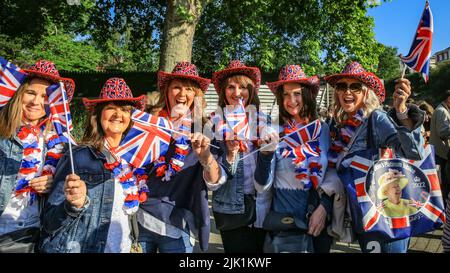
left=396, top=108, right=409, bottom=120
left=200, top=156, right=214, bottom=172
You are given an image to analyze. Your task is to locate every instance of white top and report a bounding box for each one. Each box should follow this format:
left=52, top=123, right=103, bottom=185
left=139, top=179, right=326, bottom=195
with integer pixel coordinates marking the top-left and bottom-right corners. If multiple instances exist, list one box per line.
left=104, top=159, right=132, bottom=253
left=0, top=135, right=44, bottom=235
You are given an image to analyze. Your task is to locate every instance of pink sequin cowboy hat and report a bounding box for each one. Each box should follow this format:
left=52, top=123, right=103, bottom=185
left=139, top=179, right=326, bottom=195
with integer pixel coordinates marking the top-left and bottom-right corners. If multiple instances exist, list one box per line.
left=23, top=60, right=75, bottom=102
left=82, top=77, right=146, bottom=111
left=324, top=62, right=385, bottom=103
left=267, top=64, right=320, bottom=95
left=212, top=60, right=261, bottom=94
left=157, top=61, right=211, bottom=93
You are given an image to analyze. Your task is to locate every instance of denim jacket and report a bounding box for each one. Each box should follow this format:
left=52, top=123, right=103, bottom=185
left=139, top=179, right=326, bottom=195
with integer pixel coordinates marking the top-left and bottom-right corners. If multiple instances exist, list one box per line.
left=0, top=135, right=49, bottom=217
left=0, top=136, right=25, bottom=216
left=39, top=145, right=116, bottom=253
left=209, top=141, right=272, bottom=228
left=336, top=105, right=425, bottom=170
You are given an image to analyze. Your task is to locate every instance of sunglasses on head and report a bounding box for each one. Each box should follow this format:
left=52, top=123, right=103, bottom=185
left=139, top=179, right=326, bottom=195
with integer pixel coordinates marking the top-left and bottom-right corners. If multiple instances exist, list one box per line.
left=335, top=82, right=364, bottom=94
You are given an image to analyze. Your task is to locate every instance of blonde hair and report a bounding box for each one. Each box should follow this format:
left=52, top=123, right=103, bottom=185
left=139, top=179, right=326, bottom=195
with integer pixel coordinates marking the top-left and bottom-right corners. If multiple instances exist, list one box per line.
left=0, top=80, right=30, bottom=138
left=153, top=78, right=206, bottom=117
left=333, top=84, right=380, bottom=124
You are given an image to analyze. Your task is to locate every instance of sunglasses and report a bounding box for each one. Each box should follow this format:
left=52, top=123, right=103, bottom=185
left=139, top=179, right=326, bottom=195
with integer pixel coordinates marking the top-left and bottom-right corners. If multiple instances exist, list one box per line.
left=335, top=82, right=364, bottom=94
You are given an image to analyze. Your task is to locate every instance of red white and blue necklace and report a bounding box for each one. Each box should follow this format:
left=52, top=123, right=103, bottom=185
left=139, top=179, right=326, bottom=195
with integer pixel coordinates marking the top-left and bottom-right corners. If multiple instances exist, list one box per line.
left=14, top=120, right=65, bottom=208
left=103, top=140, right=149, bottom=214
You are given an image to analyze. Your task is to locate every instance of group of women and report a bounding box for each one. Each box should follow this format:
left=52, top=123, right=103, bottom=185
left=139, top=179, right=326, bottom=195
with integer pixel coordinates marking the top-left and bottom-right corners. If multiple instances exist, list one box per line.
left=0, top=57, right=428, bottom=253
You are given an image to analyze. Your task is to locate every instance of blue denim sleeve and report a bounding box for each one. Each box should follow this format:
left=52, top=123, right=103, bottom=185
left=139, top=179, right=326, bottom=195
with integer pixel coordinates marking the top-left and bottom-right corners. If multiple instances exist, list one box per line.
left=42, top=153, right=86, bottom=235
left=254, top=151, right=276, bottom=193
left=372, top=106, right=425, bottom=160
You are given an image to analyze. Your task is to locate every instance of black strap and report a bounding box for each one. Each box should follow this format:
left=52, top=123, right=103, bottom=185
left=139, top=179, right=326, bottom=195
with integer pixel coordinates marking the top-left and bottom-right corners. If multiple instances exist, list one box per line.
left=366, top=112, right=375, bottom=149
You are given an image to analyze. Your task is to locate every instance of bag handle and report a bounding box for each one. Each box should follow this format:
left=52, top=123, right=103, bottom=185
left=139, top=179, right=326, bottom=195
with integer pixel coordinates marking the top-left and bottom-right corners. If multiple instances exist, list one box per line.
left=130, top=213, right=139, bottom=244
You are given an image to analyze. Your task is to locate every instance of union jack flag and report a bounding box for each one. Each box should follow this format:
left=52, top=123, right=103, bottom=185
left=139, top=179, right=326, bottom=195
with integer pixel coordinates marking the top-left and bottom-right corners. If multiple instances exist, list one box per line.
left=46, top=83, right=76, bottom=144
left=116, top=109, right=172, bottom=168
left=281, top=119, right=322, bottom=158
left=342, top=144, right=445, bottom=239
left=223, top=99, right=249, bottom=141
left=400, top=1, right=433, bottom=82
left=0, top=57, right=26, bottom=108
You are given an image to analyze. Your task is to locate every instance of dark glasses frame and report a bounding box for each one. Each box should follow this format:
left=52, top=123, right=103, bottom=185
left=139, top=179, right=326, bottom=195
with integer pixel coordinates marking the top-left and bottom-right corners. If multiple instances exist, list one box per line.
left=335, top=82, right=364, bottom=94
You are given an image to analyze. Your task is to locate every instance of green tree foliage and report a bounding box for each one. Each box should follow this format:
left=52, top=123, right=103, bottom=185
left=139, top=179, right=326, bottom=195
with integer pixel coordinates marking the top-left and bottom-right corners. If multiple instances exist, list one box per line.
left=376, top=44, right=401, bottom=80
left=193, top=0, right=385, bottom=75
left=1, top=0, right=388, bottom=74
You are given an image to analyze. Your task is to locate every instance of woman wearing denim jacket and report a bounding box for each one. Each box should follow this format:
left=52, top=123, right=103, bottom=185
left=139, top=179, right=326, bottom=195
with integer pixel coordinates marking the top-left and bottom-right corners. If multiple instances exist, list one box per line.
left=39, top=78, right=152, bottom=253
left=0, top=60, right=74, bottom=252
left=206, top=60, right=276, bottom=253
left=322, top=62, right=425, bottom=253
left=254, top=65, right=332, bottom=253
left=137, top=62, right=225, bottom=253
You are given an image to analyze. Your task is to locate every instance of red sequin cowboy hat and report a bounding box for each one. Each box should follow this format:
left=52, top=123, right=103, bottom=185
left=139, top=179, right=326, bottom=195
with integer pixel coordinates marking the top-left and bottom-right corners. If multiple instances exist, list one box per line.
left=212, top=60, right=261, bottom=94
left=82, top=77, right=146, bottom=111
left=324, top=62, right=385, bottom=103
left=267, top=64, right=320, bottom=95
left=157, top=62, right=211, bottom=93
left=23, top=60, right=75, bottom=102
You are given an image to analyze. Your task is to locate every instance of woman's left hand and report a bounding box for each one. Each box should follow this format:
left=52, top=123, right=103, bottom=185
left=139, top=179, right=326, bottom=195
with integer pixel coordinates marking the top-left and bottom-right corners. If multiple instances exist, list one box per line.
left=190, top=132, right=211, bottom=163
left=29, top=175, right=53, bottom=194
left=393, top=78, right=411, bottom=113
left=308, top=204, right=327, bottom=237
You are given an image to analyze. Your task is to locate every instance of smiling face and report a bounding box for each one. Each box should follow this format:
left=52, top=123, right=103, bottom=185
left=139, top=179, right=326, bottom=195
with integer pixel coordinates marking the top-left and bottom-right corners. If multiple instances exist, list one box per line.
left=100, top=103, right=132, bottom=138
left=336, top=78, right=366, bottom=115
left=282, top=82, right=303, bottom=121
left=167, top=79, right=198, bottom=112
left=384, top=181, right=402, bottom=205
left=21, top=78, right=51, bottom=125
left=224, top=78, right=250, bottom=106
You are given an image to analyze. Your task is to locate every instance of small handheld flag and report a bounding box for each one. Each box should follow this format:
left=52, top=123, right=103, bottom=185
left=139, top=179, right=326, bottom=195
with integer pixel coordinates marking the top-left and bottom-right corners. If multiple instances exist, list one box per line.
left=400, top=1, right=433, bottom=82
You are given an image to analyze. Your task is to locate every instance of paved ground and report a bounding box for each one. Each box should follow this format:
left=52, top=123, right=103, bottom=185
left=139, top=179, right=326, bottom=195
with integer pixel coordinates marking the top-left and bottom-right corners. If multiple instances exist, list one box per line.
left=194, top=193, right=444, bottom=253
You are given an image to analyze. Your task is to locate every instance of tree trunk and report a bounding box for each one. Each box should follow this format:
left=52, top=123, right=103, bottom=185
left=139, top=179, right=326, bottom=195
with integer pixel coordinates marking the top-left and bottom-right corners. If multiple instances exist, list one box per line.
left=159, top=0, right=209, bottom=72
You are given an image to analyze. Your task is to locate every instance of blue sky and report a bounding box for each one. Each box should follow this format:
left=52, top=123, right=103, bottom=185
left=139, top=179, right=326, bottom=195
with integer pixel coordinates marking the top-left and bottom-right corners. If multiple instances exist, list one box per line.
left=368, top=0, right=450, bottom=54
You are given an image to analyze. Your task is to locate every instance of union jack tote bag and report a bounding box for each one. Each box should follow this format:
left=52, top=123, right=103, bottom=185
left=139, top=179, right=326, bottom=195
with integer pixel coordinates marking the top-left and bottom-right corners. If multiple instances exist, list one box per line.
left=339, top=145, right=446, bottom=240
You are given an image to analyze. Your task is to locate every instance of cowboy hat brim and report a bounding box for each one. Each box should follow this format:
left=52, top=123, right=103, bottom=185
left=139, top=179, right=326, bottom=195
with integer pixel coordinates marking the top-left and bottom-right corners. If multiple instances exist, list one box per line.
left=377, top=177, right=409, bottom=200
left=82, top=95, right=146, bottom=112
left=324, top=72, right=385, bottom=103
left=23, top=69, right=75, bottom=102
left=212, top=66, right=261, bottom=94
left=267, top=76, right=320, bottom=95
left=157, top=71, right=211, bottom=93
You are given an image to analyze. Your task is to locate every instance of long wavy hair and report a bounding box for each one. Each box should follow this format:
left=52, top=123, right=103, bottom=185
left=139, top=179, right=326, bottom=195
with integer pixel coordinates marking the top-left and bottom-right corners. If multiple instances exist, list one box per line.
left=333, top=84, right=380, bottom=124
left=0, top=78, right=52, bottom=139
left=150, top=78, right=206, bottom=117
left=81, top=101, right=134, bottom=151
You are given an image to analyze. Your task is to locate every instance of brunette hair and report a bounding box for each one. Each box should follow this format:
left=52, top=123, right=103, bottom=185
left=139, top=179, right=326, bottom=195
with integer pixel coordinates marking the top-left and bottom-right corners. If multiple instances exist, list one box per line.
left=217, top=75, right=260, bottom=108
left=275, top=83, right=317, bottom=124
